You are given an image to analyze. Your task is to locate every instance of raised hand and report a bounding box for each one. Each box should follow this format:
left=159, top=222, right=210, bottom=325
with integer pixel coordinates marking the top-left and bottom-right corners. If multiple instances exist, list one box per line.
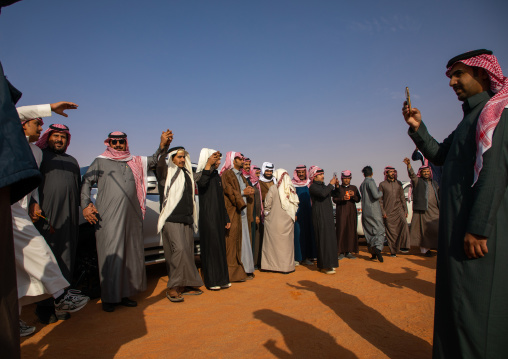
left=402, top=101, right=422, bottom=131
left=50, top=101, right=78, bottom=117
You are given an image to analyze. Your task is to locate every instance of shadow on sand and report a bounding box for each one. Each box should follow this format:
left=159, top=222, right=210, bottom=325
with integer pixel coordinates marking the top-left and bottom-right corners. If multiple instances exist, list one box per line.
left=366, top=267, right=435, bottom=298
left=21, top=264, right=168, bottom=359
left=253, top=309, right=358, bottom=359
left=287, top=280, right=432, bottom=359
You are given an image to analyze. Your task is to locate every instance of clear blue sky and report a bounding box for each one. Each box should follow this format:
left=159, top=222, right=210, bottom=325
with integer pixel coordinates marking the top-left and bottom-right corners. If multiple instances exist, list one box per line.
left=1, top=0, right=507, bottom=183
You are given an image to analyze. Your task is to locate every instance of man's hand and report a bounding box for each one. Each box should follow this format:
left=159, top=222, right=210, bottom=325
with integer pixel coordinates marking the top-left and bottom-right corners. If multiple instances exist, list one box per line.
left=83, top=203, right=99, bottom=225
left=256, top=216, right=260, bottom=225
left=330, top=176, right=338, bottom=186
left=160, top=129, right=173, bottom=149
left=403, top=157, right=411, bottom=169
left=225, top=222, right=231, bottom=229
left=50, top=101, right=78, bottom=117
left=205, top=151, right=221, bottom=170
left=402, top=101, right=421, bottom=132
left=243, top=186, right=255, bottom=196
left=294, top=216, right=297, bottom=222
left=464, top=232, right=488, bottom=259
left=29, top=202, right=42, bottom=222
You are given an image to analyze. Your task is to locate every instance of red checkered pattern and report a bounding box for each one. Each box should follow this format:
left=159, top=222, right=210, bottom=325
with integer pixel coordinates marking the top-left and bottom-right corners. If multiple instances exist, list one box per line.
left=447, top=54, right=508, bottom=185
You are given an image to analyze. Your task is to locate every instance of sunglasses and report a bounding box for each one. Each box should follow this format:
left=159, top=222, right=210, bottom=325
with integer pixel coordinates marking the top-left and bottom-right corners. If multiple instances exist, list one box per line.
left=110, top=139, right=126, bottom=145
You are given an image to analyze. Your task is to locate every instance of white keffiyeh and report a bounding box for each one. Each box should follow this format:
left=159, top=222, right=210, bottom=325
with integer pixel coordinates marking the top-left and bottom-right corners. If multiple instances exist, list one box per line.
left=157, top=148, right=198, bottom=233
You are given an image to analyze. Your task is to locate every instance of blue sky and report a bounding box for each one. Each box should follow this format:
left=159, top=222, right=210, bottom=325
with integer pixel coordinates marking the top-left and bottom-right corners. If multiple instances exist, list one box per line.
left=2, top=0, right=507, bottom=183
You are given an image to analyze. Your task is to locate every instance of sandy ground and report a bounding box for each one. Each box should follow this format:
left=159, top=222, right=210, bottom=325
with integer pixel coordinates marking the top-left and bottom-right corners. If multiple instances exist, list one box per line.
left=20, top=245, right=435, bottom=359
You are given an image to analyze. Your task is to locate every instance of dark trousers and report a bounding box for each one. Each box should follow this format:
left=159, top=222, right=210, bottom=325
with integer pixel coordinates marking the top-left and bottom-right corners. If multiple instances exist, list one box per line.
left=0, top=187, right=20, bottom=358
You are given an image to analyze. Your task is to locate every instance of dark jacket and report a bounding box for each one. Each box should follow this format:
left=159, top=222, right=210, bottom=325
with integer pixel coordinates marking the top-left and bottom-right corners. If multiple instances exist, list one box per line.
left=0, top=62, right=41, bottom=203
left=409, top=167, right=440, bottom=211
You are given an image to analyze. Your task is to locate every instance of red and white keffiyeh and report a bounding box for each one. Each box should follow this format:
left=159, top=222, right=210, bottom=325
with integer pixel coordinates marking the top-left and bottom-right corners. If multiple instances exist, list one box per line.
left=21, top=117, right=43, bottom=126
left=249, top=166, right=264, bottom=216
left=242, top=157, right=251, bottom=178
left=384, top=166, right=398, bottom=181
left=341, top=170, right=352, bottom=179
left=35, top=124, right=71, bottom=151
left=292, top=165, right=310, bottom=187
left=446, top=53, right=508, bottom=185
left=308, top=165, right=323, bottom=187
left=98, top=131, right=148, bottom=218
left=219, top=151, right=243, bottom=176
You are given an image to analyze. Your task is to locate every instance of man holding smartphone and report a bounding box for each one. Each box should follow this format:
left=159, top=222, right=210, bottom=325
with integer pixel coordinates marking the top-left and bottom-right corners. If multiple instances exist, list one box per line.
left=403, top=49, right=508, bottom=358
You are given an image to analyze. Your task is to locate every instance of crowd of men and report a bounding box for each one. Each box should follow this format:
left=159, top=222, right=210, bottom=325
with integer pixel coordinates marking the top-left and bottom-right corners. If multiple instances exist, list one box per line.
left=0, top=2, right=505, bottom=353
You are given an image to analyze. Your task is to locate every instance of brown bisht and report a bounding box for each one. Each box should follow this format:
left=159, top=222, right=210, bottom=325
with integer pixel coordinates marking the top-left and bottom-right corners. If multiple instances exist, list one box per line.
left=221, top=169, right=253, bottom=282
left=378, top=179, right=410, bottom=254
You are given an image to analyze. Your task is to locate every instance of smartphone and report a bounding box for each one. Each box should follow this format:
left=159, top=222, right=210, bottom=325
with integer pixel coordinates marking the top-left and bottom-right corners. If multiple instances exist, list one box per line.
left=405, top=87, right=412, bottom=113
left=333, top=172, right=337, bottom=178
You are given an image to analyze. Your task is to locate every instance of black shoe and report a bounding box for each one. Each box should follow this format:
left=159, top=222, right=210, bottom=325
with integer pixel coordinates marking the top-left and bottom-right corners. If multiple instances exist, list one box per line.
left=373, top=248, right=384, bottom=263
left=390, top=254, right=397, bottom=257
left=36, top=305, right=70, bottom=324
left=400, top=248, right=409, bottom=253
left=424, top=250, right=434, bottom=257
left=120, top=297, right=137, bottom=307
left=102, top=302, right=115, bottom=312
left=370, top=253, right=377, bottom=260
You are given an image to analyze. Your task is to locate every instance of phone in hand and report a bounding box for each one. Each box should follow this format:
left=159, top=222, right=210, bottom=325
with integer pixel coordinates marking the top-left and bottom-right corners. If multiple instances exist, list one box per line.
left=333, top=172, right=337, bottom=178
left=405, top=87, right=412, bottom=113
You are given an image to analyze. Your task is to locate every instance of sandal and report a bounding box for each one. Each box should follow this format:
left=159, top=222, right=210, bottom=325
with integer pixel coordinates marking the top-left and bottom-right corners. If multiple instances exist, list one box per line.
left=166, top=290, right=184, bottom=302
left=181, top=287, right=203, bottom=296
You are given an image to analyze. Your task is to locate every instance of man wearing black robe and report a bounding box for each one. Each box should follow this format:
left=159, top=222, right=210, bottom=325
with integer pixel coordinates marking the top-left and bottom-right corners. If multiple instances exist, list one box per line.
left=34, top=124, right=87, bottom=322
left=308, top=166, right=338, bottom=274
left=403, top=49, right=508, bottom=358
left=333, top=171, right=361, bottom=259
left=196, top=149, right=231, bottom=290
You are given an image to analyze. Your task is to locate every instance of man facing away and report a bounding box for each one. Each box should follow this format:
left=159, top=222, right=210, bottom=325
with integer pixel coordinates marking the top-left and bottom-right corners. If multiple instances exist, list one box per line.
left=291, top=165, right=316, bottom=266
left=359, top=166, right=385, bottom=262
left=333, top=170, right=361, bottom=260
left=81, top=130, right=172, bottom=312
left=379, top=166, right=410, bottom=256
left=157, top=146, right=203, bottom=302
left=403, top=49, right=508, bottom=359
left=220, top=152, right=255, bottom=281
left=308, top=166, right=339, bottom=274
left=404, top=157, right=439, bottom=256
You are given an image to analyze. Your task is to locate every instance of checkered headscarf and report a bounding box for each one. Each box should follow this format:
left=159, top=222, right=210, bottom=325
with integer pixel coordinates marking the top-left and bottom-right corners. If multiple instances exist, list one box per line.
left=446, top=51, right=508, bottom=185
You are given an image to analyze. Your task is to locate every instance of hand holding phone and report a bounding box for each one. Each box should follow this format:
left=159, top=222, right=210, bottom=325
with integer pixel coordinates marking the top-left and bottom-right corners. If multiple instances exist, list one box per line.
left=405, top=87, right=412, bottom=113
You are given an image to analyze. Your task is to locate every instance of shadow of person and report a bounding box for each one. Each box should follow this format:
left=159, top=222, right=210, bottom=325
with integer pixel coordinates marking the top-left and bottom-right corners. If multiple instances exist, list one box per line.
left=405, top=256, right=437, bottom=270
left=21, top=260, right=166, bottom=359
left=253, top=309, right=358, bottom=359
left=366, top=267, right=435, bottom=298
left=288, top=280, right=432, bottom=359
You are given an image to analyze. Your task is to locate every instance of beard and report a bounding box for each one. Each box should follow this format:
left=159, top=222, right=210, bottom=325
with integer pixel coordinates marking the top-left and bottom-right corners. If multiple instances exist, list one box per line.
left=49, top=144, right=66, bottom=154
left=264, top=173, right=273, bottom=180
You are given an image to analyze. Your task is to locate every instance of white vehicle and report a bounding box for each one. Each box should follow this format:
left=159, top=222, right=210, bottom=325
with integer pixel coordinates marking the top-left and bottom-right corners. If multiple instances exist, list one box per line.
left=356, top=181, right=413, bottom=236
left=78, top=164, right=200, bottom=266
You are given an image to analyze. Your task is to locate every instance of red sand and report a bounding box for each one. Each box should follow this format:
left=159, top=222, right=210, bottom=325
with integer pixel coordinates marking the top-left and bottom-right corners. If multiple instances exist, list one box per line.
left=20, top=245, right=435, bottom=358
